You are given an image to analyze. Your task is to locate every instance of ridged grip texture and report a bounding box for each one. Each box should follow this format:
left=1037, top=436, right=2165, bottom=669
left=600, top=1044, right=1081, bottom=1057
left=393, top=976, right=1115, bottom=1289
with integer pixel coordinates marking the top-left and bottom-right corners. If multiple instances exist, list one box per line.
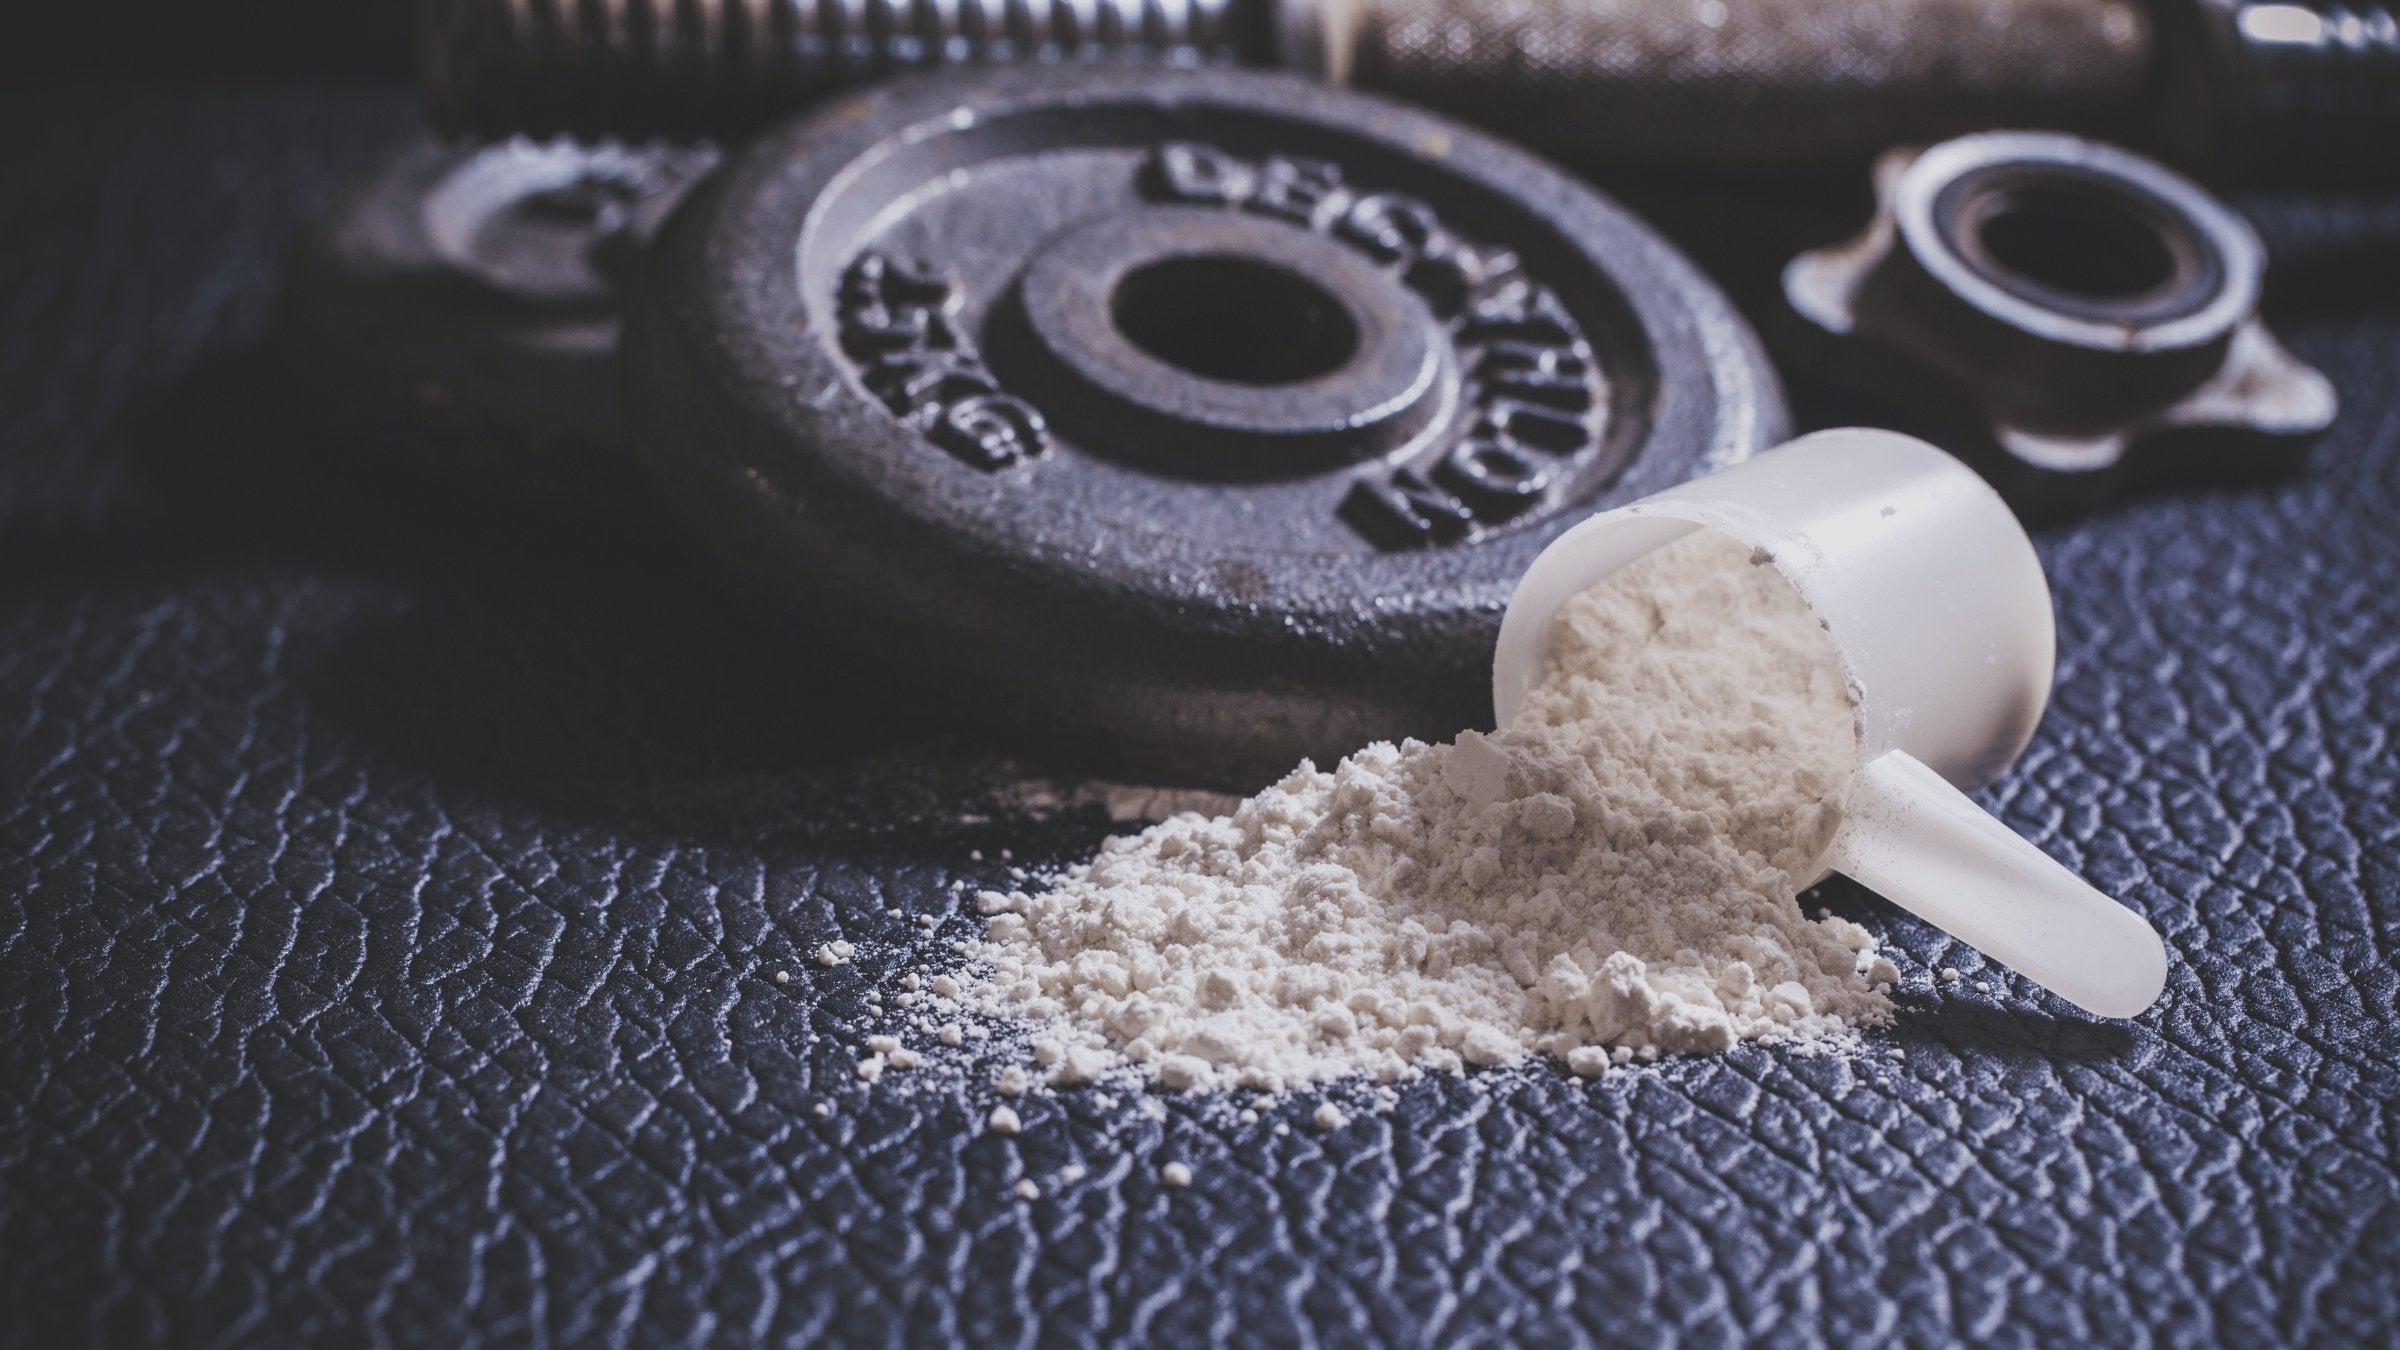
left=1346, top=0, right=2157, bottom=166
left=423, top=0, right=1262, bottom=137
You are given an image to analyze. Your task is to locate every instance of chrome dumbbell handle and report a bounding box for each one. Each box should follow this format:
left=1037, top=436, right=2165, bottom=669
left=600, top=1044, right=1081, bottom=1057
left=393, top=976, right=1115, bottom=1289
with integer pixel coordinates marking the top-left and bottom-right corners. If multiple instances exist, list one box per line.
left=1328, top=0, right=2154, bottom=169
left=422, top=0, right=1276, bottom=139
left=423, top=0, right=2400, bottom=182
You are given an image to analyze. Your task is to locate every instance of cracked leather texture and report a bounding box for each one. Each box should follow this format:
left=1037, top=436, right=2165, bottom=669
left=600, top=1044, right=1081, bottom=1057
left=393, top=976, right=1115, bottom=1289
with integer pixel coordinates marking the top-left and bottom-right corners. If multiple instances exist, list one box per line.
left=3, top=84, right=2397, bottom=1347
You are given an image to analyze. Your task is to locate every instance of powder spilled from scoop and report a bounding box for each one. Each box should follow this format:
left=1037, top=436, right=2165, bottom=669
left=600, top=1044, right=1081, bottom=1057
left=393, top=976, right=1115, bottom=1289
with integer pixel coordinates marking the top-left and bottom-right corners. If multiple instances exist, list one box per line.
left=962, top=530, right=1898, bottom=1094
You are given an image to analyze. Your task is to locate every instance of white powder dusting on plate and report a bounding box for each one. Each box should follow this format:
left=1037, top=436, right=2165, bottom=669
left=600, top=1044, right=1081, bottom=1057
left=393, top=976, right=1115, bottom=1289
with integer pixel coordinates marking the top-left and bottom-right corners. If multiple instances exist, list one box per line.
left=959, top=530, right=1897, bottom=1094
left=988, top=778, right=1248, bottom=824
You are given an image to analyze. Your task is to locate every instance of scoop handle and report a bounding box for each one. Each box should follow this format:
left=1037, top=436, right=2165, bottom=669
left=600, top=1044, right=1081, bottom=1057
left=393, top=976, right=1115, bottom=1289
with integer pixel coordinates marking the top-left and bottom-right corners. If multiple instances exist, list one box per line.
left=1827, top=751, right=2167, bottom=1018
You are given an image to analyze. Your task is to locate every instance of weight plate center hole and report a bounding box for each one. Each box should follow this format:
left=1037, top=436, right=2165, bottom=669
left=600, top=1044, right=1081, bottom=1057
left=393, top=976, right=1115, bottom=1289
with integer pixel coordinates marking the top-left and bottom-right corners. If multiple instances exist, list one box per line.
left=1110, top=255, right=1361, bottom=387
left=1972, top=183, right=2178, bottom=303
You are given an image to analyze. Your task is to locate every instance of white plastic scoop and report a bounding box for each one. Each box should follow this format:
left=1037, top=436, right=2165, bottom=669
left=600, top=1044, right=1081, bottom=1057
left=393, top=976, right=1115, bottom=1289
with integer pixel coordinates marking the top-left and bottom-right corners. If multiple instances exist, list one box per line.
left=1493, top=428, right=2168, bottom=1018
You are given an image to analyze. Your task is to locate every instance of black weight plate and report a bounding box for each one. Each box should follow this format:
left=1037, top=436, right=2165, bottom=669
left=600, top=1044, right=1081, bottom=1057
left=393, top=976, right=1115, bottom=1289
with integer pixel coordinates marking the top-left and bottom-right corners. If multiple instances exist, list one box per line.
left=279, top=136, right=717, bottom=521
left=627, top=67, right=1787, bottom=786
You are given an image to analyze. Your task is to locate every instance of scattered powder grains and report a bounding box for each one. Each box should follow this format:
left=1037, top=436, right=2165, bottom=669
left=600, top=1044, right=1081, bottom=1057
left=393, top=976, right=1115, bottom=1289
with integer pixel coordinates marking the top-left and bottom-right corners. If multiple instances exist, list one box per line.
left=966, top=530, right=1898, bottom=1094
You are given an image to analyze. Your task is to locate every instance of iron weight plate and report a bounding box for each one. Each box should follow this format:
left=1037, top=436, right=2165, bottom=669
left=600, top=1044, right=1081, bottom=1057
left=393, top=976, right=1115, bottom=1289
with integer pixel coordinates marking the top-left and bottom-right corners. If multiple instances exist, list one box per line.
left=627, top=67, right=1787, bottom=787
left=279, top=136, right=717, bottom=520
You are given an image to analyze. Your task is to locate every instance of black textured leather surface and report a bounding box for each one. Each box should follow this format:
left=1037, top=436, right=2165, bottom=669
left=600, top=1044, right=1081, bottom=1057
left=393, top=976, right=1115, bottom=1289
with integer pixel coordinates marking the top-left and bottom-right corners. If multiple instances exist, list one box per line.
left=3, top=84, right=2397, bottom=1347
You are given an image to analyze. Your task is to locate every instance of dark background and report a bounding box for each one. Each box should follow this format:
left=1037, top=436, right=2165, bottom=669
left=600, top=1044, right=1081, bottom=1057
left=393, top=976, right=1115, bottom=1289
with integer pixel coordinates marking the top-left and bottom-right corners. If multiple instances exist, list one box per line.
left=5, top=0, right=414, bottom=80
left=3, top=2, right=2398, bottom=1345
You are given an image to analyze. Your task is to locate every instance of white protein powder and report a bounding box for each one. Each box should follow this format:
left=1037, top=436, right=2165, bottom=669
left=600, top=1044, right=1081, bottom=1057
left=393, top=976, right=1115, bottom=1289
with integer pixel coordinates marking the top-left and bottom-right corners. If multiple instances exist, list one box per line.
left=968, top=530, right=1898, bottom=1093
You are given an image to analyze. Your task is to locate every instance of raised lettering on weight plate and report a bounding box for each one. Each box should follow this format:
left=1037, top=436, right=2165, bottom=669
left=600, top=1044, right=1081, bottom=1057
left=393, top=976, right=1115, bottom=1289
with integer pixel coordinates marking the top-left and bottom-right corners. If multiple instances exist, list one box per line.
left=935, top=394, right=1048, bottom=470
left=1336, top=194, right=1445, bottom=267
left=837, top=251, right=1048, bottom=470
left=1437, top=439, right=1552, bottom=510
left=1479, top=340, right=1593, bottom=411
left=1139, top=143, right=1604, bottom=550
left=1340, top=467, right=1477, bottom=548
left=1151, top=143, right=1258, bottom=205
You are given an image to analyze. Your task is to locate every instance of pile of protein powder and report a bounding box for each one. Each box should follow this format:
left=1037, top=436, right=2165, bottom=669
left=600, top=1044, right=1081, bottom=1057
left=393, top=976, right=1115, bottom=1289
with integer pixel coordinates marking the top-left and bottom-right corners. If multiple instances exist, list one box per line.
left=900, top=530, right=1898, bottom=1095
